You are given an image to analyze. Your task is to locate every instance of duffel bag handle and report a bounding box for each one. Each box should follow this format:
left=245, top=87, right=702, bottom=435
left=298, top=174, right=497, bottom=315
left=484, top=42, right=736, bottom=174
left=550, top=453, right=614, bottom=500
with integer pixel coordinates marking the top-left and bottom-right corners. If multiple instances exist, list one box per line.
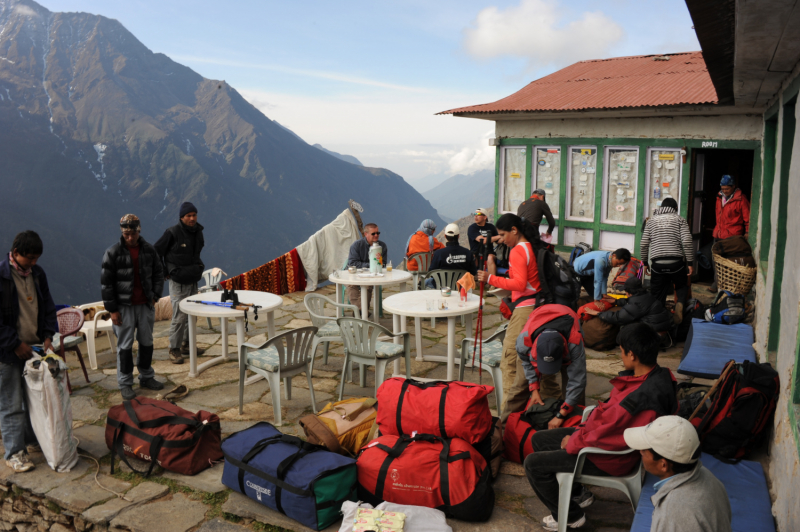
left=109, top=424, right=164, bottom=478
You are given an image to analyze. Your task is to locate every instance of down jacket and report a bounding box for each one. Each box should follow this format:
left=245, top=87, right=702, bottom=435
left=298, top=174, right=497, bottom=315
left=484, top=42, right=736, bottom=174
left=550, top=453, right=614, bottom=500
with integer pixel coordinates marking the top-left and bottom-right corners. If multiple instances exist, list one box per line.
left=101, top=236, right=164, bottom=313
left=713, top=189, right=750, bottom=240
left=597, top=292, right=673, bottom=332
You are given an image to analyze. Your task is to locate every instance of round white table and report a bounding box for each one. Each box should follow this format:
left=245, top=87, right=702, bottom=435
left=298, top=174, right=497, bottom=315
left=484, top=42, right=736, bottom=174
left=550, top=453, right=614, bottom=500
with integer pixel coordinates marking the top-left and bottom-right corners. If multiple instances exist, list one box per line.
left=383, top=291, right=480, bottom=381
left=327, top=269, right=412, bottom=321
left=179, top=290, right=283, bottom=378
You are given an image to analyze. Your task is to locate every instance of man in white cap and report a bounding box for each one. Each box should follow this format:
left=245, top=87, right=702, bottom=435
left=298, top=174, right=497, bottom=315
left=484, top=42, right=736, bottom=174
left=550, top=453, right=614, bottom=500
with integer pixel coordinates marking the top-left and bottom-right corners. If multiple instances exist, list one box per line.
left=428, top=224, right=476, bottom=276
left=623, top=416, right=731, bottom=532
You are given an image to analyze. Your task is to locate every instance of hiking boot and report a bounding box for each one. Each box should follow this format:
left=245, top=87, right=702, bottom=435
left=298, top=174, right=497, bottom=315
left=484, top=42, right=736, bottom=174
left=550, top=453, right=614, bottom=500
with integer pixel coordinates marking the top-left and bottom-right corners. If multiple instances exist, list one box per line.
left=5, top=451, right=34, bottom=473
left=140, top=378, right=164, bottom=391
left=542, top=513, right=586, bottom=531
left=571, top=486, right=594, bottom=508
left=181, top=342, right=204, bottom=356
left=26, top=443, right=41, bottom=454
left=120, top=385, right=137, bottom=401
left=169, top=349, right=184, bottom=365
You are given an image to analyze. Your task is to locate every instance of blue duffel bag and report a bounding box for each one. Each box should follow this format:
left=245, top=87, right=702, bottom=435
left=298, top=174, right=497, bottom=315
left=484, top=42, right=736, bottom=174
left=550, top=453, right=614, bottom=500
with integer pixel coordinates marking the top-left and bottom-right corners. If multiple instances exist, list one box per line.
left=222, top=422, right=357, bottom=530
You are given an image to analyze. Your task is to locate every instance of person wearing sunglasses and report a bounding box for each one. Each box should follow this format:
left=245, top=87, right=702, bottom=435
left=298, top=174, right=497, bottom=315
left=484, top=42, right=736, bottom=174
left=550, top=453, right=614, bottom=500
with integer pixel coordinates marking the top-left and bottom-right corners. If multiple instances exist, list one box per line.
left=467, top=208, right=499, bottom=275
left=101, top=214, right=165, bottom=401
left=346, top=223, right=387, bottom=318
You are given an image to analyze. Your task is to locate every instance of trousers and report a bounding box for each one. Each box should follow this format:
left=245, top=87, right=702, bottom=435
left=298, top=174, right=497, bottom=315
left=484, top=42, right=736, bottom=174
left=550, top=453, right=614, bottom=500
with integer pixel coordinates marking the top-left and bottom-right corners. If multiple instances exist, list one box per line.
left=169, top=280, right=198, bottom=349
left=0, top=361, right=37, bottom=459
left=347, top=285, right=373, bottom=316
left=499, top=305, right=534, bottom=427
left=112, top=304, right=155, bottom=387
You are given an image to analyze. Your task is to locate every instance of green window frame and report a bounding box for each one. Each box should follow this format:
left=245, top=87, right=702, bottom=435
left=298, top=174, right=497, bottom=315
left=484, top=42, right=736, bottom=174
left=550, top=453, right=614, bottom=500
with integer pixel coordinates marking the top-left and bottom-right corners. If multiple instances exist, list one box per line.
left=759, top=115, right=778, bottom=274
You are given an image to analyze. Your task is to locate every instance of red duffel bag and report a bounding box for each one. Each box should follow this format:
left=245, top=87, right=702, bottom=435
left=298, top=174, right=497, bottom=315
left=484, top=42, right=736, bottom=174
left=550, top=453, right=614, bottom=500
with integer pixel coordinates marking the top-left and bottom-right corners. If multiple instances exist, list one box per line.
left=503, top=409, right=583, bottom=464
left=376, top=378, right=493, bottom=444
left=105, top=397, right=222, bottom=476
left=357, top=433, right=494, bottom=522
left=577, top=299, right=614, bottom=322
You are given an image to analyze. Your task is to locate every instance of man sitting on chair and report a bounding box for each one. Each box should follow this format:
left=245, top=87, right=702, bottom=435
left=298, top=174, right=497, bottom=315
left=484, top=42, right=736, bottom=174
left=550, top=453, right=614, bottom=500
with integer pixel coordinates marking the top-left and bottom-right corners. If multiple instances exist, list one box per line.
left=424, top=224, right=476, bottom=288
left=346, top=223, right=387, bottom=318
left=524, top=323, right=677, bottom=531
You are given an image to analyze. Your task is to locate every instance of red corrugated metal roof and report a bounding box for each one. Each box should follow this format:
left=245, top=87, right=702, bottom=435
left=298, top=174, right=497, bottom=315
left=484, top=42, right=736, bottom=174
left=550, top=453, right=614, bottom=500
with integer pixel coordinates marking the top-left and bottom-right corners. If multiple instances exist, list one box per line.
left=439, top=52, right=718, bottom=115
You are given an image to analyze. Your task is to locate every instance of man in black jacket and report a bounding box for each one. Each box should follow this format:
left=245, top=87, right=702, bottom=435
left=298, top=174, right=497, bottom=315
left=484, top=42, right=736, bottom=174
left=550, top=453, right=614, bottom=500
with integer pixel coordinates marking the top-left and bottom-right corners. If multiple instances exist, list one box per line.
left=102, top=214, right=165, bottom=400
left=425, top=224, right=476, bottom=288
left=517, top=189, right=556, bottom=237
left=155, top=202, right=205, bottom=364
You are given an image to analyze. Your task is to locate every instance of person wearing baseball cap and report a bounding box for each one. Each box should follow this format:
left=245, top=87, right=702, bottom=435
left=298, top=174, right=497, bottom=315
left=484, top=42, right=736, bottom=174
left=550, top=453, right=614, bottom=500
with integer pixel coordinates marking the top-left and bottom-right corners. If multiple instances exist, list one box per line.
left=425, top=223, right=476, bottom=287
left=711, top=175, right=750, bottom=291
left=467, top=208, right=499, bottom=275
left=517, top=188, right=556, bottom=239
left=624, top=416, right=731, bottom=532
left=101, top=214, right=165, bottom=400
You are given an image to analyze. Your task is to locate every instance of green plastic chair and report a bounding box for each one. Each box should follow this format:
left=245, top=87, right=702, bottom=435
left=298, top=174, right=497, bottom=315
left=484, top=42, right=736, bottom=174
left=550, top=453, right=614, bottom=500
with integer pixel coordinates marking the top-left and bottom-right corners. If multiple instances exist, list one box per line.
left=460, top=323, right=508, bottom=412
left=336, top=318, right=410, bottom=399
left=304, top=293, right=360, bottom=365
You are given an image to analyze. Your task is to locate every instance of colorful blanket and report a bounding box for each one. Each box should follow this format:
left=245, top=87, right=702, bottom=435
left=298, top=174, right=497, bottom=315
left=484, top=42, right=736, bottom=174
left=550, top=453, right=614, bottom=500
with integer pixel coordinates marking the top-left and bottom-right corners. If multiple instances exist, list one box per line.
left=220, top=249, right=306, bottom=295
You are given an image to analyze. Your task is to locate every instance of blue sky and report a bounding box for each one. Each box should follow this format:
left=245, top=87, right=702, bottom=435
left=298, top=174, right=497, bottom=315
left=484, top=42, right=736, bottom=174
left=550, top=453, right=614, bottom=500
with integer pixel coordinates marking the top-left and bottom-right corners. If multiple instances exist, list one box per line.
left=40, top=0, right=700, bottom=183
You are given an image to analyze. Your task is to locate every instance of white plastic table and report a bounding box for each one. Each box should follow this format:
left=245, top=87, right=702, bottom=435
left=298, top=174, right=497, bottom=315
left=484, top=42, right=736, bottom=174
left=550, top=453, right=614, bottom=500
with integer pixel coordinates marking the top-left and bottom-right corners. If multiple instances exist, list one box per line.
left=383, top=291, right=480, bottom=381
left=327, top=269, right=412, bottom=321
left=179, top=290, right=283, bottom=378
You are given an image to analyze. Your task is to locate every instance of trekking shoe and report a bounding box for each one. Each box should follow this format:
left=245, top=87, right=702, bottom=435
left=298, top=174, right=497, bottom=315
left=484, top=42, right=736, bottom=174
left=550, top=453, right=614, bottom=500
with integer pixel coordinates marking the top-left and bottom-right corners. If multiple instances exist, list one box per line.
left=26, top=443, right=41, bottom=454
left=140, top=378, right=164, bottom=391
left=541, top=513, right=586, bottom=531
left=572, top=487, right=595, bottom=508
left=169, top=349, right=184, bottom=365
left=120, top=386, right=137, bottom=401
left=5, top=451, right=34, bottom=473
left=180, top=344, right=204, bottom=356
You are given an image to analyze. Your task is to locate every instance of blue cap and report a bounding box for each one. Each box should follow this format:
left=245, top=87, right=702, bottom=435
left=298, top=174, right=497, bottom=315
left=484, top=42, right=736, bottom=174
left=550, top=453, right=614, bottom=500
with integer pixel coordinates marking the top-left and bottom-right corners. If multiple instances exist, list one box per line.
left=720, top=175, right=734, bottom=186
left=535, top=330, right=566, bottom=375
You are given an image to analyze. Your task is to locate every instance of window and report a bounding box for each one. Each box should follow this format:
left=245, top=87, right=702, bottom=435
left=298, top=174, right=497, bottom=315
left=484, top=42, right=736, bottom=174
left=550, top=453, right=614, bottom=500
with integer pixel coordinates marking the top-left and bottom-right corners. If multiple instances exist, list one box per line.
left=602, top=147, right=639, bottom=225
left=532, top=147, right=561, bottom=218
left=499, top=146, right=527, bottom=214
left=645, top=148, right=682, bottom=217
left=566, top=146, right=597, bottom=221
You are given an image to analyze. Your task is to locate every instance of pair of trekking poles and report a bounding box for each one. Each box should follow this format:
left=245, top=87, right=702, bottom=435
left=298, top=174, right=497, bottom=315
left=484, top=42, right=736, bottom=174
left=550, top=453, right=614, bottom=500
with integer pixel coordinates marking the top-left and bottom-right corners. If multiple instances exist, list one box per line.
left=470, top=239, right=491, bottom=384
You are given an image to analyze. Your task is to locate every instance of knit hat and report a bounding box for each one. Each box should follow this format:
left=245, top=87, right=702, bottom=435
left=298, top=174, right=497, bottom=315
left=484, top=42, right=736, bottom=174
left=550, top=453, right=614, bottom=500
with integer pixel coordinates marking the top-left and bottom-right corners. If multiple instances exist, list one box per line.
left=180, top=202, right=198, bottom=218
left=444, top=223, right=460, bottom=236
left=535, top=330, right=566, bottom=375
left=119, top=214, right=141, bottom=234
left=720, top=175, right=734, bottom=187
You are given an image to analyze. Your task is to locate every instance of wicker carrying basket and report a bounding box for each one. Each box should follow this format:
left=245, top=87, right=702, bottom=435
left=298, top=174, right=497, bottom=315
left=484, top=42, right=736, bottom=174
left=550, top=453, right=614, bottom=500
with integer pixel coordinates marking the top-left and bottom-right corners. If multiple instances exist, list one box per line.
left=713, top=254, right=757, bottom=295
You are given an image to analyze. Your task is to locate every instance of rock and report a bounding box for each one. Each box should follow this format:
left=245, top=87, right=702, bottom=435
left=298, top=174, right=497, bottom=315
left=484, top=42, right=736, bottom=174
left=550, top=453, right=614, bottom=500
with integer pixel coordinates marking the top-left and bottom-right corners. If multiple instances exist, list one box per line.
left=196, top=333, right=221, bottom=345
left=310, top=369, right=339, bottom=379
left=499, top=461, right=526, bottom=477
left=523, top=496, right=551, bottom=523
left=49, top=524, right=71, bottom=532
left=45, top=475, right=131, bottom=512
left=220, top=420, right=259, bottom=435
left=283, top=319, right=314, bottom=330
left=448, top=507, right=536, bottom=531
left=221, top=492, right=339, bottom=532
left=81, top=481, right=170, bottom=524
left=70, top=397, right=105, bottom=423
left=97, top=376, right=123, bottom=391
left=163, top=462, right=225, bottom=494
left=586, top=358, right=625, bottom=376
left=217, top=403, right=275, bottom=422
left=291, top=378, right=339, bottom=395
left=67, top=371, right=105, bottom=387
left=73, top=425, right=110, bottom=459
left=148, top=361, right=191, bottom=375
left=110, top=493, right=206, bottom=532
left=170, top=363, right=240, bottom=389
left=8, top=458, right=89, bottom=495
left=152, top=337, right=170, bottom=350
left=125, top=481, right=170, bottom=504
left=583, top=499, right=634, bottom=523
left=493, top=474, right=534, bottom=496
left=197, top=518, right=251, bottom=532
left=188, top=380, right=268, bottom=409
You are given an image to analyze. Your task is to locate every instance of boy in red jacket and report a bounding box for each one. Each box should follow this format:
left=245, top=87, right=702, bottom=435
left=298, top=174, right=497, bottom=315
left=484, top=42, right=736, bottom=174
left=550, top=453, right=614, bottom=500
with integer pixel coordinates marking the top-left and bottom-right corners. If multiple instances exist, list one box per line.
left=524, top=323, right=677, bottom=531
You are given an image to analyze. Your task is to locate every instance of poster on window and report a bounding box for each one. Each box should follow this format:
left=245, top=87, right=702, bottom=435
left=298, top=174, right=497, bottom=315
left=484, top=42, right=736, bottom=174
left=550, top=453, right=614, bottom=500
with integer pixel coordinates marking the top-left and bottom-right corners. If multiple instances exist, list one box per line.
left=534, top=147, right=561, bottom=218
left=501, top=147, right=526, bottom=213
left=567, top=147, right=596, bottom=220
left=647, top=149, right=681, bottom=216
left=603, top=148, right=638, bottom=225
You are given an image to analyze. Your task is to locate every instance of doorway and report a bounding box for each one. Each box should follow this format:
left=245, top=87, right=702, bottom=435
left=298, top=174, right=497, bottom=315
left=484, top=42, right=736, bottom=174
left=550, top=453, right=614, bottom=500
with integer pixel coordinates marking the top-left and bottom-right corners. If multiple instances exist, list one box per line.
left=689, top=149, right=755, bottom=283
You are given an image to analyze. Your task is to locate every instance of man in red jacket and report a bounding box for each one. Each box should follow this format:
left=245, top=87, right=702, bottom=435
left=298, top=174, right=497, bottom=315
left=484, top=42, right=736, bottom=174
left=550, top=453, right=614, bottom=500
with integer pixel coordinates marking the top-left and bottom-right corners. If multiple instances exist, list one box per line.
left=713, top=175, right=750, bottom=240
left=523, top=323, right=677, bottom=531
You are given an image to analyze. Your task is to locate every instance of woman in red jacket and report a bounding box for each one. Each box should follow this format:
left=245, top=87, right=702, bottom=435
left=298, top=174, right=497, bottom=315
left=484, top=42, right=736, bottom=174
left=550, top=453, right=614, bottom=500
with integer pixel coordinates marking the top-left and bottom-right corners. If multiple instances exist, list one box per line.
left=476, top=213, right=541, bottom=425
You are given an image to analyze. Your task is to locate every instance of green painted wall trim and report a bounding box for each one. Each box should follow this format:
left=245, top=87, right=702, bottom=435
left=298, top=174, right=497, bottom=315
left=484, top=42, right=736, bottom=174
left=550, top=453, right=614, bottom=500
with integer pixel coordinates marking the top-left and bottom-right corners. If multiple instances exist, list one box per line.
left=760, top=117, right=778, bottom=267
left=766, top=101, right=780, bottom=120
left=749, top=143, right=763, bottom=250
left=784, top=75, right=800, bottom=104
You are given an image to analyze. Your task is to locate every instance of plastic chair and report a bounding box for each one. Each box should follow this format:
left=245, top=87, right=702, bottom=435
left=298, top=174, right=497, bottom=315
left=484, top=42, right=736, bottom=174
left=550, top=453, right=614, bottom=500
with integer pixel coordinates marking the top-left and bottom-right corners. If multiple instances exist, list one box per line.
left=406, top=252, right=433, bottom=291
left=78, top=303, right=117, bottom=370
left=553, top=406, right=644, bottom=532
left=423, top=269, right=467, bottom=327
left=336, top=318, right=410, bottom=400
left=304, top=293, right=360, bottom=365
left=198, top=268, right=225, bottom=329
left=238, top=326, right=318, bottom=426
left=459, top=323, right=508, bottom=412
left=54, top=308, right=88, bottom=383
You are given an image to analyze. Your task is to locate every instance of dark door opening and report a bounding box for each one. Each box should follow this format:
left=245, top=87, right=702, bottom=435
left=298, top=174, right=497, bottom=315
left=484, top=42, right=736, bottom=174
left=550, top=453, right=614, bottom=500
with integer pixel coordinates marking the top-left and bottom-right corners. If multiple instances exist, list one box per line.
left=689, top=148, right=755, bottom=283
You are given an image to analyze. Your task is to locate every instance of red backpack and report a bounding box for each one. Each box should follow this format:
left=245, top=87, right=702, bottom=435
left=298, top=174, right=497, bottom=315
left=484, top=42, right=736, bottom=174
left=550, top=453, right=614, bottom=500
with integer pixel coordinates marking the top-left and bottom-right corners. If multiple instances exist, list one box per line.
left=691, top=360, right=779, bottom=461
left=611, top=258, right=643, bottom=292
left=577, top=299, right=614, bottom=322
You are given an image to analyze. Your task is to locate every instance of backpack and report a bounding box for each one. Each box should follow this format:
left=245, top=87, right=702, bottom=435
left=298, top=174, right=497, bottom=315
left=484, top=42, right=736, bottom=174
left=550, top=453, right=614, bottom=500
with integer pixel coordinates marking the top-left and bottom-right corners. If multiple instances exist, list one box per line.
left=502, top=398, right=583, bottom=463
left=692, top=360, right=779, bottom=461
left=705, top=291, right=745, bottom=324
left=674, top=298, right=706, bottom=342
left=298, top=398, right=377, bottom=457
left=536, top=247, right=581, bottom=309
left=611, top=258, right=643, bottom=292
left=568, top=242, right=592, bottom=267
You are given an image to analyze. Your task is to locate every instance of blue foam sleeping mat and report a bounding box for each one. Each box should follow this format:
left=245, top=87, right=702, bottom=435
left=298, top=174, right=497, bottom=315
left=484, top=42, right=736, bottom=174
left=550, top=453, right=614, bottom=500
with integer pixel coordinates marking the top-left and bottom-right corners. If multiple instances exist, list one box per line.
left=630, top=453, right=775, bottom=532
left=678, top=319, right=757, bottom=379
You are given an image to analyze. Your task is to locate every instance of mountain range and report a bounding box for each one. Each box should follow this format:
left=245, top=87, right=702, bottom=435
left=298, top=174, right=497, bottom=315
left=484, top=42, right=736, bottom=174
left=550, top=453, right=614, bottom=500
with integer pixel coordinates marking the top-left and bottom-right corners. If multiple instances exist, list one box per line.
left=0, top=0, right=443, bottom=303
left=422, top=169, right=495, bottom=222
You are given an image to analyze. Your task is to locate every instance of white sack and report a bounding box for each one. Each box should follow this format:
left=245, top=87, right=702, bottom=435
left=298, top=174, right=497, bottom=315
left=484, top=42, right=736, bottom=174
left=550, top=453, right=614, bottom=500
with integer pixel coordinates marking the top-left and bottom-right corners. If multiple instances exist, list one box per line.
left=339, top=500, right=452, bottom=532
left=297, top=209, right=361, bottom=291
left=24, top=356, right=79, bottom=472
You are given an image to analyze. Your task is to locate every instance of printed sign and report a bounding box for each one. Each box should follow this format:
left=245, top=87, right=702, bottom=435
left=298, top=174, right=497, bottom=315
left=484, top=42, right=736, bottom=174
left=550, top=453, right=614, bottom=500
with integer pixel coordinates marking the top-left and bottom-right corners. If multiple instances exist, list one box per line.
left=659, top=154, right=675, bottom=160
left=511, top=173, right=520, bottom=179
left=547, top=149, right=558, bottom=153
left=581, top=149, right=592, bottom=155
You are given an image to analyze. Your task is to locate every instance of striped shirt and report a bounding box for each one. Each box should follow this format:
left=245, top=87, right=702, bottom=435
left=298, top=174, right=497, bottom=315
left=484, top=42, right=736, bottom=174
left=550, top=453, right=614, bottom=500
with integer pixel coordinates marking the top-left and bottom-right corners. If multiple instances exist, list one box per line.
left=640, top=207, right=693, bottom=264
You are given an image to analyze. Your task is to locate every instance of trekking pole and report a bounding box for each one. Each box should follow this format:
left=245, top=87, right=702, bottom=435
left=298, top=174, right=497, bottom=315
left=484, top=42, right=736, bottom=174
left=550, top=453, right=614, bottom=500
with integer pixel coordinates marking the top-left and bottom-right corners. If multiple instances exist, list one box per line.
left=471, top=241, right=487, bottom=384
left=688, top=362, right=735, bottom=421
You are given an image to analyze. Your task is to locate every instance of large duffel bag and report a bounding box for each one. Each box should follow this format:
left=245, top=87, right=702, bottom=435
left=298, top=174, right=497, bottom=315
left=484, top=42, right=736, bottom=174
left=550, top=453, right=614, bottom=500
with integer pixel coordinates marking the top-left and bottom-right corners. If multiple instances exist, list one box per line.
left=503, top=399, right=583, bottom=464
left=577, top=299, right=614, bottom=322
left=357, top=433, right=494, bottom=522
left=298, top=397, right=377, bottom=457
left=222, top=422, right=357, bottom=531
left=376, top=378, right=493, bottom=444
left=581, top=307, right=623, bottom=350
left=106, top=397, right=222, bottom=477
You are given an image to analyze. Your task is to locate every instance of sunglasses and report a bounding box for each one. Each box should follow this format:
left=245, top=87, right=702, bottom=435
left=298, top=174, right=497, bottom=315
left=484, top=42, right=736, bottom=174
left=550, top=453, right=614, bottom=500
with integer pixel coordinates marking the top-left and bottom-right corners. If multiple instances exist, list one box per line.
left=370, top=232, right=381, bottom=236
left=473, top=212, right=486, bottom=216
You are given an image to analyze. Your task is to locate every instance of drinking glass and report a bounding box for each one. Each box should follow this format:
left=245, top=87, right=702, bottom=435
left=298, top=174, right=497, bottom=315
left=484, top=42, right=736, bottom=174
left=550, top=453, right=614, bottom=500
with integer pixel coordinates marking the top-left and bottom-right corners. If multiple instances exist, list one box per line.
left=426, top=299, right=434, bottom=311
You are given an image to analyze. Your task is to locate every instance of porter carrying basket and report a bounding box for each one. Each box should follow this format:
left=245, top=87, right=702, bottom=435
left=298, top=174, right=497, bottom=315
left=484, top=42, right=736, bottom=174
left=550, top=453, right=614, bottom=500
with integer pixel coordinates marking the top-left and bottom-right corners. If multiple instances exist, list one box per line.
left=713, top=254, right=756, bottom=296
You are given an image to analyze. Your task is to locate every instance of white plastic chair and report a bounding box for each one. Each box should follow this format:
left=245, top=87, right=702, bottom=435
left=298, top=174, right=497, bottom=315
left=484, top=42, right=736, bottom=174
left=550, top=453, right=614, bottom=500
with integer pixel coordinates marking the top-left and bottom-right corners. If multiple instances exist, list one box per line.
left=460, top=323, right=507, bottom=412
left=553, top=405, right=644, bottom=532
left=304, top=293, right=360, bottom=365
left=238, top=326, right=318, bottom=426
left=406, top=252, right=433, bottom=291
left=78, top=302, right=117, bottom=370
left=198, top=268, right=226, bottom=329
left=336, top=318, right=410, bottom=399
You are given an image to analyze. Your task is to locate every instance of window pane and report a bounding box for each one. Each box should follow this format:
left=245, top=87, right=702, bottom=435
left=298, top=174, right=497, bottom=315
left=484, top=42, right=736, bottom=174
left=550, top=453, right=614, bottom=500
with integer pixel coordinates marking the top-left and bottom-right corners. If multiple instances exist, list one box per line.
left=502, top=147, right=526, bottom=213
left=567, top=147, right=597, bottom=220
left=604, top=148, right=639, bottom=225
left=647, top=150, right=680, bottom=216
left=534, top=147, right=560, bottom=218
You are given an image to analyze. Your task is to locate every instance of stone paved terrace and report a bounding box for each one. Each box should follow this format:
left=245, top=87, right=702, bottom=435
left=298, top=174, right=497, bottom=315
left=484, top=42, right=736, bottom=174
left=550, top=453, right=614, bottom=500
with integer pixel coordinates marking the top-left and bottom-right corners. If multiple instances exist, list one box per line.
left=0, top=281, right=714, bottom=532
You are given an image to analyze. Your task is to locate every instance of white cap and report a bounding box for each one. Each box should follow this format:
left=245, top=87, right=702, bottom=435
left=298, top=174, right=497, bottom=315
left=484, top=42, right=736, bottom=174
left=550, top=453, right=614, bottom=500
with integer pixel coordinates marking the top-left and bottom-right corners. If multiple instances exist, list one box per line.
left=623, top=416, right=700, bottom=464
left=444, top=223, right=460, bottom=236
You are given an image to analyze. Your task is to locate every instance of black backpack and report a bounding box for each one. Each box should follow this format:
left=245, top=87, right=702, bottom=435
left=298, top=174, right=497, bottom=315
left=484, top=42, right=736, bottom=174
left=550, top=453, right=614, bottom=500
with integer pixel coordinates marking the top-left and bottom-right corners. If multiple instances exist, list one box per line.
left=536, top=247, right=581, bottom=309
left=704, top=291, right=745, bottom=324
left=674, top=298, right=706, bottom=342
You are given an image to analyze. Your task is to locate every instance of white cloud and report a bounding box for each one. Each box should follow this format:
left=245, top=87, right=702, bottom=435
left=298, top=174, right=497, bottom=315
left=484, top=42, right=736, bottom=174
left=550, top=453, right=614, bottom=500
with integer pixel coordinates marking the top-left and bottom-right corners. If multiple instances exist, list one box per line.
left=447, top=129, right=495, bottom=175
left=463, top=0, right=624, bottom=71
left=13, top=4, right=39, bottom=17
